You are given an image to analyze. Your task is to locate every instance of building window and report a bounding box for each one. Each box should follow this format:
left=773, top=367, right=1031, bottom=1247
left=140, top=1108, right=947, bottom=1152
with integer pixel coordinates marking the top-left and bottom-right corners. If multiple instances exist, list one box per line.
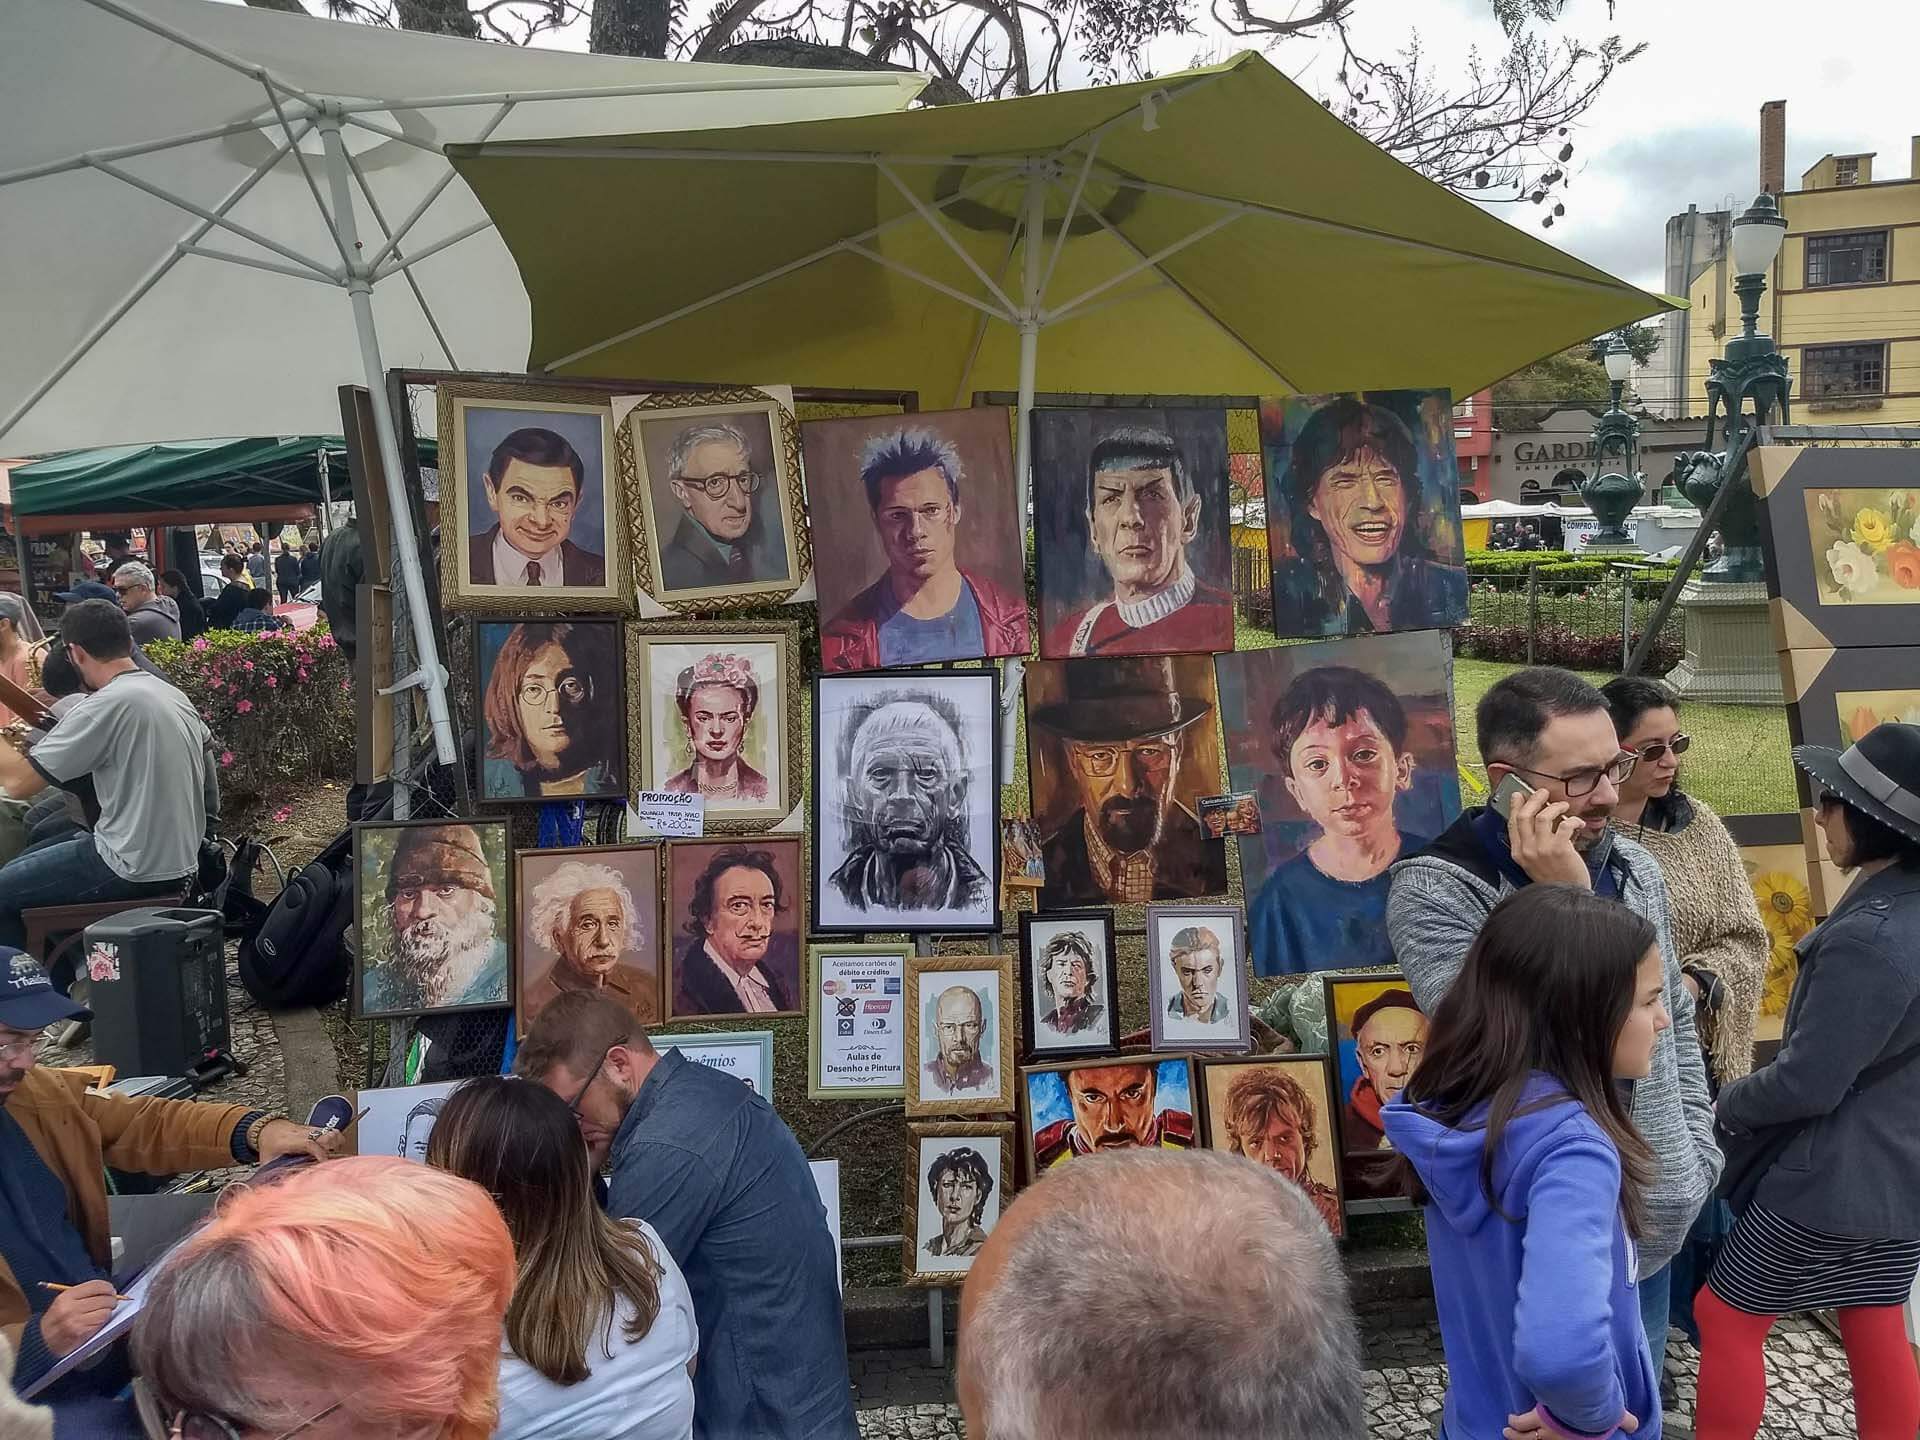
left=1834, top=157, right=1860, bottom=186
left=1803, top=343, right=1887, bottom=399
left=1806, top=230, right=1889, bottom=287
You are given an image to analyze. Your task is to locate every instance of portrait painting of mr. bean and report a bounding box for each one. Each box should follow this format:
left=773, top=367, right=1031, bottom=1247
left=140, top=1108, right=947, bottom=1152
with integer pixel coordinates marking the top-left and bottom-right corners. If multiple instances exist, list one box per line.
left=354, top=820, right=513, bottom=1021
left=1215, top=630, right=1462, bottom=978
left=800, top=408, right=1030, bottom=671
left=1198, top=1056, right=1345, bottom=1237
left=813, top=669, right=999, bottom=933
left=1021, top=1056, right=1195, bottom=1172
left=475, top=619, right=625, bottom=804
left=1025, top=654, right=1228, bottom=908
left=1263, top=389, right=1468, bottom=639
left=446, top=394, right=622, bottom=607
left=514, top=845, right=662, bottom=1034
left=1031, top=408, right=1235, bottom=659
left=1325, top=974, right=1431, bottom=1202
left=664, top=838, right=805, bottom=1021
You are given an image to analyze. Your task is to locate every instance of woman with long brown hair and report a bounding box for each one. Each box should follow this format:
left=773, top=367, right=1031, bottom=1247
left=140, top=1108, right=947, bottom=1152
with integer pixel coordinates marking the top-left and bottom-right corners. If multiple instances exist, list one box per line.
left=428, top=1076, right=696, bottom=1440
left=1383, top=884, right=1670, bottom=1440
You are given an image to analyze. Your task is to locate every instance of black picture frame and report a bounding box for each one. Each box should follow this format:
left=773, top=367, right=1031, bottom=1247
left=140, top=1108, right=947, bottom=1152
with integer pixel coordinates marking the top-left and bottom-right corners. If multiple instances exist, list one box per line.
left=470, top=615, right=629, bottom=807
left=810, top=667, right=1003, bottom=936
left=351, top=817, right=514, bottom=1022
left=1017, top=908, right=1121, bottom=1060
left=1320, top=970, right=1428, bottom=1215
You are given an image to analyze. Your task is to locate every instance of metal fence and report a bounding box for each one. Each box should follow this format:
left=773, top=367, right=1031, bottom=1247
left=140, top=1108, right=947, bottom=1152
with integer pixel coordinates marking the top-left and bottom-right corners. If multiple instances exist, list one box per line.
left=1456, top=564, right=1687, bottom=673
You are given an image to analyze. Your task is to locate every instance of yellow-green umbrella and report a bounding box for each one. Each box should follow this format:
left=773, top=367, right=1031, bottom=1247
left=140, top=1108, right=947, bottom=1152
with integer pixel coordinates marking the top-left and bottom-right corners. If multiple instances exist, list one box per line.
left=454, top=51, right=1676, bottom=494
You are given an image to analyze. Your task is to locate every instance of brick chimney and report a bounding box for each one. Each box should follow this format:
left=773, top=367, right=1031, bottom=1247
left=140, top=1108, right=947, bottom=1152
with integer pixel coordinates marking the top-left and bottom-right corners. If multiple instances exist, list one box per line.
left=1760, top=100, right=1787, bottom=195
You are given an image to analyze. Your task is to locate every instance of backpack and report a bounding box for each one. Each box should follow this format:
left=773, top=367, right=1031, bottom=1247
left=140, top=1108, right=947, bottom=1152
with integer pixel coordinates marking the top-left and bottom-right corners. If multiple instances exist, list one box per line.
left=237, top=828, right=353, bottom=1010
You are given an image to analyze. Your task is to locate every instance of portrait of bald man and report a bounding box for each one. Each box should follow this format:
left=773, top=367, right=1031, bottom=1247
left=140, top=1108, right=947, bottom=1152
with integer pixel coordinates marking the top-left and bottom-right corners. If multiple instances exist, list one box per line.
left=816, top=672, right=999, bottom=933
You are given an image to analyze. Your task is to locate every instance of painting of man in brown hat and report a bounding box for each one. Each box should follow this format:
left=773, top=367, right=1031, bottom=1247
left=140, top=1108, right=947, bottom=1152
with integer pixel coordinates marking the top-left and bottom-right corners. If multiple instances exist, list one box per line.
left=355, top=819, right=513, bottom=1019
left=1024, top=656, right=1228, bottom=907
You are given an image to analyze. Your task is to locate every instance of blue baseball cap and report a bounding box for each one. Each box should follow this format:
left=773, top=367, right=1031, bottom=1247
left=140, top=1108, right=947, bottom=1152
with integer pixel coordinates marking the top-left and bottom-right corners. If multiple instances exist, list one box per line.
left=53, top=580, right=118, bottom=604
left=0, top=949, right=90, bottom=1029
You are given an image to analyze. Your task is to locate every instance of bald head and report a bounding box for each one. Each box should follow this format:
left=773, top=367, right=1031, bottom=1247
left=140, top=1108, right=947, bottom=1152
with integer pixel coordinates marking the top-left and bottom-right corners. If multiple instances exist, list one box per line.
left=959, top=1150, right=1362, bottom=1440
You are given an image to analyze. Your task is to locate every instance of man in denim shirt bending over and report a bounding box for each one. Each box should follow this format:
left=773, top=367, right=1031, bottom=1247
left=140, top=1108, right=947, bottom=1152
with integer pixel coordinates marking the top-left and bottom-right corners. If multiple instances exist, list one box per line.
left=520, top=991, right=854, bottom=1440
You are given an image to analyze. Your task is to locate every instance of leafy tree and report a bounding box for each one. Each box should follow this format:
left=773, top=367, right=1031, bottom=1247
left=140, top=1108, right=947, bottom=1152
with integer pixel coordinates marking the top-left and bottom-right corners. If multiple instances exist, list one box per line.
left=252, top=0, right=1638, bottom=210
left=1493, top=325, right=1662, bottom=430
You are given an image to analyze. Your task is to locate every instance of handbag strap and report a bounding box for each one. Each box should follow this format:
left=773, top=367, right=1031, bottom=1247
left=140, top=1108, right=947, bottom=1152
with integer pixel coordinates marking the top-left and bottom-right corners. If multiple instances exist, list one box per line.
left=1851, top=1035, right=1920, bottom=1094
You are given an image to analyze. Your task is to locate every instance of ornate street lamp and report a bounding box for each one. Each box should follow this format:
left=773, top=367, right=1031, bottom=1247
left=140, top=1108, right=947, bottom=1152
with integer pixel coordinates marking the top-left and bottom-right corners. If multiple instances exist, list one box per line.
left=1679, top=192, right=1793, bottom=582
left=1580, top=334, right=1644, bottom=546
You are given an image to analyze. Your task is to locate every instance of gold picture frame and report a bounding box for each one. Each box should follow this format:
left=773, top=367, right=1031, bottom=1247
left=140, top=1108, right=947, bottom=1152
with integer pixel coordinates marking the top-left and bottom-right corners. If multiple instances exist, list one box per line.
left=902, top=1120, right=1014, bottom=1287
left=625, top=618, right=803, bottom=835
left=904, top=953, right=1016, bottom=1118
left=437, top=380, right=629, bottom=614
left=618, top=388, right=811, bottom=614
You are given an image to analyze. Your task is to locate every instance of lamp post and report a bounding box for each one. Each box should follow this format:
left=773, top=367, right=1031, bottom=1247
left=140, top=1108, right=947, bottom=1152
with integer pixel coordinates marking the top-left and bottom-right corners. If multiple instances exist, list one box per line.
left=1680, top=192, right=1793, bottom=582
left=1579, top=334, right=1644, bottom=547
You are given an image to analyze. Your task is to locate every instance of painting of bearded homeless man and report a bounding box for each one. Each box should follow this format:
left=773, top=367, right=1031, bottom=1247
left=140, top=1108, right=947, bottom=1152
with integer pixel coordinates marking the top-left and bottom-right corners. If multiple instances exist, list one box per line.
left=903, top=1122, right=1013, bottom=1285
left=663, top=838, right=805, bottom=1021
left=904, top=953, right=1016, bottom=1117
left=1325, top=974, right=1431, bottom=1204
left=354, top=820, right=512, bottom=1020
left=1018, top=910, right=1120, bottom=1060
left=632, top=621, right=799, bottom=831
left=1262, top=390, right=1468, bottom=639
left=1025, top=654, right=1228, bottom=908
left=1197, top=1055, right=1345, bottom=1237
left=1031, top=408, right=1235, bottom=659
left=475, top=619, right=626, bottom=803
left=1215, top=630, right=1462, bottom=978
left=1021, top=1055, right=1195, bottom=1172
left=813, top=669, right=1000, bottom=933
left=514, top=844, right=662, bottom=1034
left=800, top=408, right=1030, bottom=670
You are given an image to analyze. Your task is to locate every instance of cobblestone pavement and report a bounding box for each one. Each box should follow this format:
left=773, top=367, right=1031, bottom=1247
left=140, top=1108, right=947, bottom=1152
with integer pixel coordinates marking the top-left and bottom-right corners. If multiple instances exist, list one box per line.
left=852, top=1314, right=1858, bottom=1439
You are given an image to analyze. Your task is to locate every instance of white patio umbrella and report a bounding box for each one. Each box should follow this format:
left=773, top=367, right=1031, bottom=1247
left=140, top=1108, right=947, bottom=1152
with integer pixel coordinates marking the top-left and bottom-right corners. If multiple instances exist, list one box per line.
left=0, top=0, right=923, bottom=767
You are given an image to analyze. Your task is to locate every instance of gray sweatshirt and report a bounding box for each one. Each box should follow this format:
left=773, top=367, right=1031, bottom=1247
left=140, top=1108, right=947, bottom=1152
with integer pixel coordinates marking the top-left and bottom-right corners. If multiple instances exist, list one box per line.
left=1385, top=809, right=1723, bottom=1278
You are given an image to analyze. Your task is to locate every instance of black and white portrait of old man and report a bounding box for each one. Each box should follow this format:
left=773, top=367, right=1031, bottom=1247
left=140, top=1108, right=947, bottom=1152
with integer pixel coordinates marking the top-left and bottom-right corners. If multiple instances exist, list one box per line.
left=816, top=673, right=999, bottom=933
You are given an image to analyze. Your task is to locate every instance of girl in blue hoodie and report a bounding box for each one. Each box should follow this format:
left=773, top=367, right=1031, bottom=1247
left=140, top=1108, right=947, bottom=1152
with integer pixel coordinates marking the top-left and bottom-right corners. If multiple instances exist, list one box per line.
left=1383, top=883, right=1672, bottom=1440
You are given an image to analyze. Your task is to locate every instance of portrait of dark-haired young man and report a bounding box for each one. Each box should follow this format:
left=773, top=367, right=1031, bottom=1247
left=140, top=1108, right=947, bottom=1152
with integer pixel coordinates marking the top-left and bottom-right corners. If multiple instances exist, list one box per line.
left=467, top=425, right=607, bottom=587
left=669, top=842, right=803, bottom=1019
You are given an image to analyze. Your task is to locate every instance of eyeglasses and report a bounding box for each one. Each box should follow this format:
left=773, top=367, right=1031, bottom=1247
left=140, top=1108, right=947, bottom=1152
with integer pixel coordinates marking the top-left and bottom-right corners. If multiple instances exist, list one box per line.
left=1506, top=751, right=1638, bottom=797
left=1631, top=733, right=1691, bottom=763
left=0, top=1033, right=41, bottom=1061
left=135, top=1379, right=343, bottom=1440
left=1067, top=738, right=1176, bottom=778
left=518, top=676, right=590, bottom=707
left=677, top=470, right=761, bottom=499
left=567, top=1041, right=626, bottom=1117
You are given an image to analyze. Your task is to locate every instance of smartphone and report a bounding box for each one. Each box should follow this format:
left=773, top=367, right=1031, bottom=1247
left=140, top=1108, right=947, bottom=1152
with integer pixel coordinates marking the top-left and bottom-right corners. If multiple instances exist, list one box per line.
left=1489, top=771, right=1536, bottom=820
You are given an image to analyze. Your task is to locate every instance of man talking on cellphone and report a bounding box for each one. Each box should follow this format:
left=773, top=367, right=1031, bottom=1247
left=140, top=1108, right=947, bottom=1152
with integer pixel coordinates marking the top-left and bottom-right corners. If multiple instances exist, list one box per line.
left=1385, top=667, right=1721, bottom=1378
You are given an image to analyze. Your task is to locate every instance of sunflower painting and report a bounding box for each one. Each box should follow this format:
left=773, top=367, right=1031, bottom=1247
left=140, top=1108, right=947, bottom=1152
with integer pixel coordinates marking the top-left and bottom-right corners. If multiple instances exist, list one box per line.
left=1741, top=844, right=1817, bottom=1026
left=1806, top=488, right=1920, bottom=605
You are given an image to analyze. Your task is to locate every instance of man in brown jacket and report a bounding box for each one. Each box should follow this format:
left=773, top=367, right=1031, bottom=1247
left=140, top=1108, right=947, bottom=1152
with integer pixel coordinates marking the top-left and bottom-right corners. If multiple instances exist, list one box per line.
left=0, top=949, right=338, bottom=1399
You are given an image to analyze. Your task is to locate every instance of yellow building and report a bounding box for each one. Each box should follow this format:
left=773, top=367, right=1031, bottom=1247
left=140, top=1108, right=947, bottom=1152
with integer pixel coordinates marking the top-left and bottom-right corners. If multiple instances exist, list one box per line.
left=1668, top=102, right=1920, bottom=426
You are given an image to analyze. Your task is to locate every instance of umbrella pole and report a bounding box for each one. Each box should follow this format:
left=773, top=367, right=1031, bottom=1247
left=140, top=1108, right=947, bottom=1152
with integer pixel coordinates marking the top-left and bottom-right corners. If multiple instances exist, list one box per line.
left=316, top=111, right=459, bottom=773
left=1013, top=165, right=1044, bottom=523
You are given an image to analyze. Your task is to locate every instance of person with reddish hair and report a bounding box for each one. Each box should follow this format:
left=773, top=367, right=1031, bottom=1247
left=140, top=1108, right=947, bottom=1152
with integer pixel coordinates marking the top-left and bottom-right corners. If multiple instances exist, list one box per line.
left=131, top=1155, right=516, bottom=1440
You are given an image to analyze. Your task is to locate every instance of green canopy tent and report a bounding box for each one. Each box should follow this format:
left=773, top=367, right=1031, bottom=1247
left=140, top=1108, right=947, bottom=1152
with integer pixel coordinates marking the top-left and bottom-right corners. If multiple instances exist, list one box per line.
left=452, top=51, right=1680, bottom=508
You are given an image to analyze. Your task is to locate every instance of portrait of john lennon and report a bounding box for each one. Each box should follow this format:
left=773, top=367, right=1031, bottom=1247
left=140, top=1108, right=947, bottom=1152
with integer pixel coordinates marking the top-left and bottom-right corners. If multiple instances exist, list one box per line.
left=478, top=620, right=624, bottom=802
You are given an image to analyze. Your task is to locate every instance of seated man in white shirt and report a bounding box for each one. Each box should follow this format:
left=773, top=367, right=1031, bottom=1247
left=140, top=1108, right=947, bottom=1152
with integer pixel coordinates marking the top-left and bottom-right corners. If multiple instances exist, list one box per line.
left=0, top=600, right=212, bottom=949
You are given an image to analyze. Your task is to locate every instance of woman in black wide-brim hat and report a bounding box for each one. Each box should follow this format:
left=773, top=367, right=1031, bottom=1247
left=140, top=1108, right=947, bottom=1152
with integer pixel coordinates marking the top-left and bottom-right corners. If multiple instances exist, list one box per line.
left=1693, top=722, right=1920, bottom=1440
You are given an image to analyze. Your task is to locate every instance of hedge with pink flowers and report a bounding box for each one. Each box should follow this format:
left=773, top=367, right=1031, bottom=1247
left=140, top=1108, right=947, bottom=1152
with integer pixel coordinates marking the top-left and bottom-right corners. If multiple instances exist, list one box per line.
left=145, top=629, right=355, bottom=805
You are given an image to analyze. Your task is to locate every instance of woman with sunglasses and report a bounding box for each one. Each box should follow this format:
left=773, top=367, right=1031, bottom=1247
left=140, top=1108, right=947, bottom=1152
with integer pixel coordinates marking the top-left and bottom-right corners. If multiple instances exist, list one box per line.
left=132, top=1156, right=514, bottom=1440
left=1693, top=722, right=1920, bottom=1440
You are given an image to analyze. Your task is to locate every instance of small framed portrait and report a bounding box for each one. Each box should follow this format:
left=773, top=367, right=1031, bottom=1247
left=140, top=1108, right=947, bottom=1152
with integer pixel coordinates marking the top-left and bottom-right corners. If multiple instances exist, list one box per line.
left=620, top=389, right=808, bottom=612
left=904, top=953, right=1015, bottom=1118
left=474, top=617, right=627, bottom=804
left=1196, top=1055, right=1345, bottom=1237
left=353, top=819, right=512, bottom=1021
left=438, top=382, right=625, bottom=612
left=1031, top=407, right=1236, bottom=659
left=629, top=619, right=801, bottom=831
left=1025, top=655, right=1228, bottom=908
left=1262, top=389, right=1468, bottom=639
left=1750, top=445, right=1920, bottom=648
left=1018, top=910, right=1120, bottom=1060
left=800, top=407, right=1031, bottom=671
left=813, top=668, right=1000, bottom=934
left=650, top=1030, right=775, bottom=1100
left=514, top=843, right=662, bottom=1036
left=1146, top=903, right=1251, bottom=1054
left=808, top=942, right=911, bottom=1101
left=903, top=1122, right=1014, bottom=1285
left=1323, top=973, right=1431, bottom=1207
left=353, top=1080, right=463, bottom=1162
left=662, top=837, right=805, bottom=1021
left=1020, top=1055, right=1195, bottom=1173
left=1215, top=630, right=1463, bottom=978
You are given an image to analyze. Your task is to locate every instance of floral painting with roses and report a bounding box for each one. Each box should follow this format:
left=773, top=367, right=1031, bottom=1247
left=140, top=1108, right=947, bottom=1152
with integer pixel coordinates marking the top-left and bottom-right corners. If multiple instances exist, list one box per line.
left=1808, top=488, right=1920, bottom=604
